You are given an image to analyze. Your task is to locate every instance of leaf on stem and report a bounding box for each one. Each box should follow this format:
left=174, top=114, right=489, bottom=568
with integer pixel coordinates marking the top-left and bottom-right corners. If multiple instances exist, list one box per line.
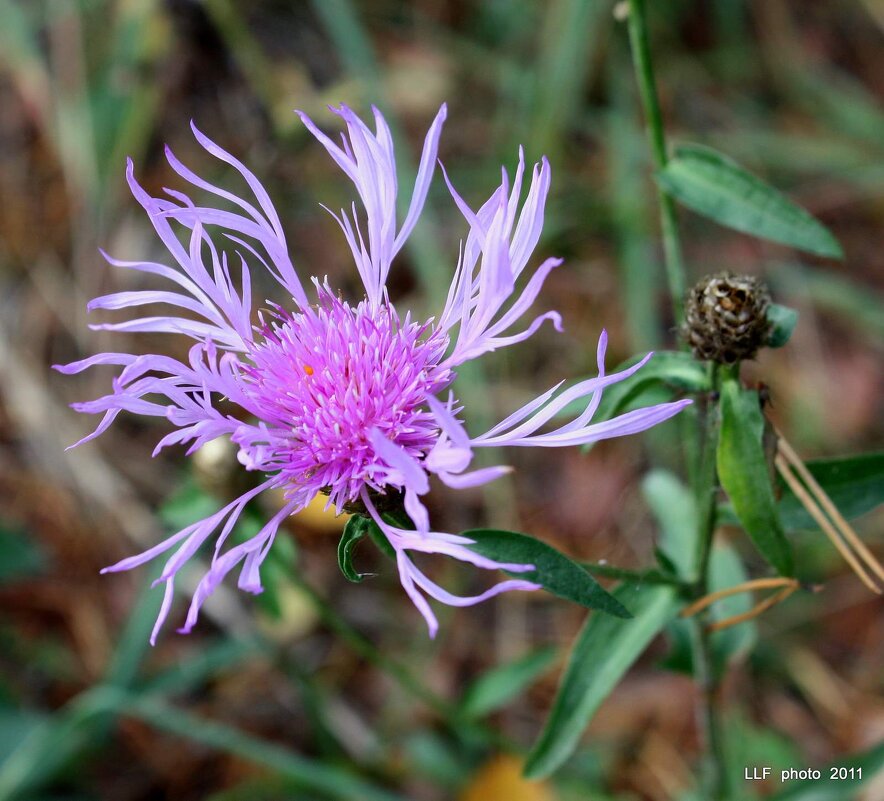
left=337, top=515, right=373, bottom=583
left=556, top=350, right=709, bottom=426
left=464, top=529, right=631, bottom=618
left=460, top=646, right=558, bottom=719
left=657, top=144, right=843, bottom=259
left=524, top=584, right=678, bottom=778
left=642, top=469, right=698, bottom=580
left=717, top=377, right=794, bottom=575
left=778, top=452, right=884, bottom=531
left=718, top=452, right=884, bottom=532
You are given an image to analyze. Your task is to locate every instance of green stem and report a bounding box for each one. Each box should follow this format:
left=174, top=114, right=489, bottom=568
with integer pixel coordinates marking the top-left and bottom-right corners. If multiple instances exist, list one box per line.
left=692, top=364, right=721, bottom=586
left=689, top=363, right=729, bottom=800
left=626, top=0, right=687, bottom=327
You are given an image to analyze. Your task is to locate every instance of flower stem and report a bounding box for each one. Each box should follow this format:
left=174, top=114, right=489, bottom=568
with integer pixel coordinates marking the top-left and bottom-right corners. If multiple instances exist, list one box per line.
left=688, top=362, right=729, bottom=800
left=626, top=0, right=687, bottom=327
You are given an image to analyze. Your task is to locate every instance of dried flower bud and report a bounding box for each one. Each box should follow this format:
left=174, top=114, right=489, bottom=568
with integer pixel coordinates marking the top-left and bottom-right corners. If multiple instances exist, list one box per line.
left=683, top=273, right=772, bottom=364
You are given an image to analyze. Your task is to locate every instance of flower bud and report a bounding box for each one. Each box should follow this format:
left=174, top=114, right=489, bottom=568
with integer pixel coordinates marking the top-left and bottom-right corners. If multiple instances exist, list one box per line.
left=683, top=272, right=772, bottom=364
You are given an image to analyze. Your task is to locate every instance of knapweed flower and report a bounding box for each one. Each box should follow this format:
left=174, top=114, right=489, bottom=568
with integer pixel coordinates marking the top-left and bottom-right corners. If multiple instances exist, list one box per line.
left=57, top=104, right=690, bottom=643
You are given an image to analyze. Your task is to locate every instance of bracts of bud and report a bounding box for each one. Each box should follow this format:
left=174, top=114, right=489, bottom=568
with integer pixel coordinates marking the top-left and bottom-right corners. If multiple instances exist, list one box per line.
left=683, top=273, right=772, bottom=364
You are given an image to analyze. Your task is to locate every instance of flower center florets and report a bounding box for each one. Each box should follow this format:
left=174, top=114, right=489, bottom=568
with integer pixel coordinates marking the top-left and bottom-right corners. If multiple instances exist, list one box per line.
left=239, top=288, right=453, bottom=507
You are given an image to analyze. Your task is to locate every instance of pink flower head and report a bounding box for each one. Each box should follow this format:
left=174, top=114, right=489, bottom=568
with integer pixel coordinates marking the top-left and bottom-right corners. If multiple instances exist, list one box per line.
left=57, top=104, right=691, bottom=642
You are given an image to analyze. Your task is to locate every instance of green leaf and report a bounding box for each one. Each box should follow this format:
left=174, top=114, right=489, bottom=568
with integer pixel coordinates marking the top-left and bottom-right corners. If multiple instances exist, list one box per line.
left=558, top=351, right=709, bottom=425
left=718, top=452, right=884, bottom=532
left=768, top=740, right=884, bottom=800
left=464, top=529, right=631, bottom=618
left=661, top=543, right=756, bottom=679
left=368, top=518, right=397, bottom=560
left=0, top=708, right=46, bottom=764
left=717, top=377, right=794, bottom=575
left=337, top=516, right=373, bottom=583
left=460, top=646, right=557, bottom=719
left=766, top=303, right=799, bottom=348
left=642, top=470, right=698, bottom=580
left=777, top=453, right=884, bottom=531
left=706, top=545, right=757, bottom=668
left=402, top=732, right=465, bottom=789
left=657, top=144, right=843, bottom=259
left=524, top=584, right=678, bottom=778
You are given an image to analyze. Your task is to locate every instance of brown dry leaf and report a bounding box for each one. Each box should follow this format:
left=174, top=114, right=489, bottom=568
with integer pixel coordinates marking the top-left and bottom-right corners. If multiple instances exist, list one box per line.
left=459, top=755, right=557, bottom=801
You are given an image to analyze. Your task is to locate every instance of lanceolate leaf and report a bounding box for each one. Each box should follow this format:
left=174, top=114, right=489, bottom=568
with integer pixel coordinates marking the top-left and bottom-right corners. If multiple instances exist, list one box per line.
left=718, top=452, right=884, bottom=532
left=524, top=584, right=678, bottom=778
left=777, top=452, right=884, bottom=531
left=657, top=144, right=843, bottom=259
left=337, top=516, right=373, bottom=583
left=660, top=543, right=756, bottom=679
left=464, top=529, right=631, bottom=619
left=717, top=377, right=794, bottom=575
left=642, top=470, right=698, bottom=580
left=460, top=646, right=558, bottom=719
left=558, top=351, right=709, bottom=424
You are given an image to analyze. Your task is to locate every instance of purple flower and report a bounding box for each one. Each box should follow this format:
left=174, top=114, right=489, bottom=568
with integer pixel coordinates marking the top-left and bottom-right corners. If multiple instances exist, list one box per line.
left=57, top=104, right=691, bottom=643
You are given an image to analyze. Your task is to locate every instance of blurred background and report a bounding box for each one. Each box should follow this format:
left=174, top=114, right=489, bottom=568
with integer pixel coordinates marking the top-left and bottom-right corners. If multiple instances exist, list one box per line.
left=0, top=1, right=881, bottom=799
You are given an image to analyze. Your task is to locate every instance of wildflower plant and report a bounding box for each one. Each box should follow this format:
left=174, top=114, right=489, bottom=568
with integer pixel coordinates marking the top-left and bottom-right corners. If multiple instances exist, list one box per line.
left=58, top=103, right=690, bottom=643
left=23, top=3, right=882, bottom=800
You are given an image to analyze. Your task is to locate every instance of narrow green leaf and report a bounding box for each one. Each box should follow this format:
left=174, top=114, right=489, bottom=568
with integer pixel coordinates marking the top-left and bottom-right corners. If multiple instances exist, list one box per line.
left=661, top=544, right=757, bottom=678
left=464, top=529, right=631, bottom=618
left=600, top=351, right=710, bottom=422
left=369, top=518, right=397, bottom=560
left=657, top=144, right=843, bottom=259
left=661, top=542, right=758, bottom=677
left=768, top=740, right=884, bottom=800
left=717, top=377, right=794, bottom=575
left=460, top=647, right=557, bottom=719
left=142, top=639, right=259, bottom=695
left=337, top=516, right=373, bottom=583
left=524, top=584, right=678, bottom=778
left=0, top=708, right=46, bottom=765
left=766, top=303, right=799, bottom=348
left=718, top=452, right=884, bottom=532
left=558, top=351, right=709, bottom=424
left=706, top=544, right=757, bottom=668
left=777, top=452, right=884, bottom=531
left=642, top=470, right=698, bottom=580
left=403, top=732, right=465, bottom=789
